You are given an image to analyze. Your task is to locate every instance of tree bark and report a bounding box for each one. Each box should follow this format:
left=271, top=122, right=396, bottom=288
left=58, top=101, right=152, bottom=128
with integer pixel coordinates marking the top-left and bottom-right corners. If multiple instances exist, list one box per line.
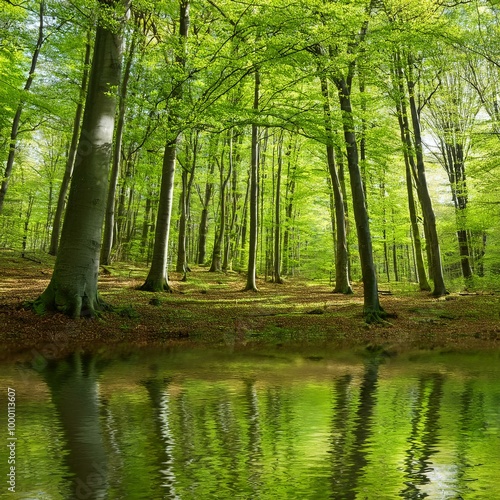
left=176, top=139, right=196, bottom=276
left=210, top=136, right=232, bottom=273
left=101, top=28, right=136, bottom=265
left=335, top=76, right=383, bottom=321
left=140, top=0, right=189, bottom=292
left=196, top=147, right=216, bottom=265
left=406, top=58, right=447, bottom=296
left=49, top=33, right=92, bottom=256
left=140, top=140, right=178, bottom=292
left=34, top=2, right=126, bottom=317
left=391, top=57, right=431, bottom=291
left=320, top=74, right=352, bottom=294
left=244, top=69, right=260, bottom=292
left=273, top=131, right=284, bottom=284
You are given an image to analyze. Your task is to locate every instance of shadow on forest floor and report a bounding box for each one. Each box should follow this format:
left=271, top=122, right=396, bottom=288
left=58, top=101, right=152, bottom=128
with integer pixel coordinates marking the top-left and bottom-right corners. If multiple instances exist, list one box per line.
left=1, top=249, right=499, bottom=361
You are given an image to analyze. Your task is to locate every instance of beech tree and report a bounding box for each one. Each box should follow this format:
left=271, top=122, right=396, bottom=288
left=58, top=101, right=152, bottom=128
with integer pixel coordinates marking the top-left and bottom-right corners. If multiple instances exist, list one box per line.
left=34, top=0, right=127, bottom=317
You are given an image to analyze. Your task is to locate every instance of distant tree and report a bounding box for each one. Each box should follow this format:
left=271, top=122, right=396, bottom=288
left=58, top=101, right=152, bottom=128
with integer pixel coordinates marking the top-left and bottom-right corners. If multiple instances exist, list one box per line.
left=0, top=0, right=45, bottom=214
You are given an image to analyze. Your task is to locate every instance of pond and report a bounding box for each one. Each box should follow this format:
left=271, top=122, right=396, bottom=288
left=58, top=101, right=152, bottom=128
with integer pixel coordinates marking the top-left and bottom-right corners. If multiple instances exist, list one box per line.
left=1, top=347, right=500, bottom=499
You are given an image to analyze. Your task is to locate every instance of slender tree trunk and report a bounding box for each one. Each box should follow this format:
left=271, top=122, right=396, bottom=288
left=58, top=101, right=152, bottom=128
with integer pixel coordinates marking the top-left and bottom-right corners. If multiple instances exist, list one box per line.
left=140, top=193, right=152, bottom=257
left=443, top=143, right=473, bottom=283
left=21, top=194, right=35, bottom=258
left=405, top=160, right=430, bottom=290
left=140, top=0, right=189, bottom=291
left=176, top=150, right=195, bottom=276
left=34, top=2, right=126, bottom=317
left=282, top=140, right=297, bottom=276
left=273, top=132, right=284, bottom=284
left=0, top=1, right=45, bottom=214
left=320, top=74, right=352, bottom=294
left=197, top=155, right=215, bottom=265
left=210, top=138, right=232, bottom=272
left=237, top=175, right=250, bottom=271
left=392, top=53, right=431, bottom=291
left=335, top=76, right=383, bottom=321
left=392, top=210, right=399, bottom=282
left=101, top=30, right=136, bottom=265
left=244, top=69, right=260, bottom=292
left=49, top=33, right=92, bottom=256
left=223, top=133, right=242, bottom=271
left=141, top=140, right=178, bottom=291
left=406, top=59, right=447, bottom=296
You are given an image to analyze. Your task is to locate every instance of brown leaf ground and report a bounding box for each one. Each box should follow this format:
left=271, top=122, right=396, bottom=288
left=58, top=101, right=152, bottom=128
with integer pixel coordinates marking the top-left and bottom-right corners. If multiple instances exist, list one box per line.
left=1, top=249, right=499, bottom=362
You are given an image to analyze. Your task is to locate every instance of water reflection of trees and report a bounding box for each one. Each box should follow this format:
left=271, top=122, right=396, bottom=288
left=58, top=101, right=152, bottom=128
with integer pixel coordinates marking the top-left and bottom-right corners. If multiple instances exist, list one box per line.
left=32, top=351, right=500, bottom=499
left=400, top=373, right=445, bottom=499
left=329, top=358, right=381, bottom=499
left=42, top=352, right=108, bottom=500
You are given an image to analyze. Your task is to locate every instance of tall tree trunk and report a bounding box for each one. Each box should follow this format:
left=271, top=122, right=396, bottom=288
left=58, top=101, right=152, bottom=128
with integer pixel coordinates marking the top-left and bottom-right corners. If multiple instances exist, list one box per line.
left=21, top=194, right=35, bottom=258
left=443, top=142, right=473, bottom=283
left=196, top=150, right=216, bottom=265
left=282, top=140, right=297, bottom=276
left=101, top=29, right=136, bottom=265
left=335, top=76, right=383, bottom=321
left=34, top=1, right=126, bottom=317
left=210, top=136, right=232, bottom=272
left=49, top=33, right=92, bottom=256
left=273, top=132, right=284, bottom=284
left=392, top=55, right=431, bottom=290
left=176, top=139, right=196, bottom=276
left=140, top=193, right=152, bottom=257
left=0, top=1, right=45, bottom=214
left=244, top=69, right=260, bottom=292
left=141, top=140, right=178, bottom=291
left=406, top=58, right=447, bottom=296
left=140, top=0, right=189, bottom=291
left=320, top=74, right=352, bottom=294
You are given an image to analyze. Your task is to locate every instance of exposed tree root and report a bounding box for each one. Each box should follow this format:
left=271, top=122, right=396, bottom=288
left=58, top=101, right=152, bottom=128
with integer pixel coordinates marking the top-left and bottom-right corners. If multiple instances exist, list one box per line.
left=139, top=279, right=172, bottom=293
left=30, top=283, right=111, bottom=319
left=363, top=306, right=397, bottom=326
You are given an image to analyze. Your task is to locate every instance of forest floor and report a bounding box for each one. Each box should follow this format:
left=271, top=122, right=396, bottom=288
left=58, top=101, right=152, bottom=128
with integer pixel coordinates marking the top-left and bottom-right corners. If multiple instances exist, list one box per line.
left=1, top=249, right=500, bottom=362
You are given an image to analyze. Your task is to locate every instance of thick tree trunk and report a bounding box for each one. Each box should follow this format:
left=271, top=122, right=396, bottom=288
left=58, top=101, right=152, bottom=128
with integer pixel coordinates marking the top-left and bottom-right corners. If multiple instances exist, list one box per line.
left=336, top=77, right=383, bottom=321
left=0, top=1, right=45, bottom=214
left=49, top=34, right=92, bottom=256
left=320, top=74, right=352, bottom=294
left=101, top=30, right=136, bottom=265
left=34, top=4, right=125, bottom=317
left=244, top=70, right=260, bottom=292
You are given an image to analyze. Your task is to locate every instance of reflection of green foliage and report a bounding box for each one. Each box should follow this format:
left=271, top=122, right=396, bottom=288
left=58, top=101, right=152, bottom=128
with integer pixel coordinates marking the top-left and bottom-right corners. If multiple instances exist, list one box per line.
left=4, top=349, right=500, bottom=497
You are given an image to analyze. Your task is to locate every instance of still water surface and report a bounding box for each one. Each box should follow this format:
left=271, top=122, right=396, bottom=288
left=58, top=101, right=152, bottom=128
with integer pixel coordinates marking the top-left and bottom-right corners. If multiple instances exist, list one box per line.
left=1, top=347, right=500, bottom=499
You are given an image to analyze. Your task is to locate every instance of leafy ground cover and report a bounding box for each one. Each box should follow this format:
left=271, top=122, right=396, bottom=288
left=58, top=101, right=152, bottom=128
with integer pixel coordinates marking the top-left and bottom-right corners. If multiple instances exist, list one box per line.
left=1, top=249, right=499, bottom=362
